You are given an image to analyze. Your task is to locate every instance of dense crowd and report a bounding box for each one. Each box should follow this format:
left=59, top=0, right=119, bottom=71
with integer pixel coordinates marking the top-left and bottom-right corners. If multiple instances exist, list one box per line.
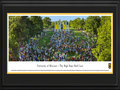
left=17, top=31, right=97, bottom=61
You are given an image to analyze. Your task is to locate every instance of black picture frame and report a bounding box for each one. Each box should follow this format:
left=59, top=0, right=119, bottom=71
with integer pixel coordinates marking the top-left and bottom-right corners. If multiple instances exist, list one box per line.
left=0, top=0, right=120, bottom=89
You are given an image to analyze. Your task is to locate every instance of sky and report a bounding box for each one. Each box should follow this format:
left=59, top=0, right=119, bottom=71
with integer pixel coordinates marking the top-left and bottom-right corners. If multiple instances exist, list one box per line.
left=41, top=16, right=88, bottom=21
left=9, top=15, right=111, bottom=22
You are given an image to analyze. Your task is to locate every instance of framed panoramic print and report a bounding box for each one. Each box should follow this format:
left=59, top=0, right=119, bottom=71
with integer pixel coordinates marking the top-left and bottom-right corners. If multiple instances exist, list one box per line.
left=0, top=0, right=120, bottom=90
left=7, top=13, right=113, bottom=74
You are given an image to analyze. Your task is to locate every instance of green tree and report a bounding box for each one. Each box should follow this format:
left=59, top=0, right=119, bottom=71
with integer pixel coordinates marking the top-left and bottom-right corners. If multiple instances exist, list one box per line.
left=26, top=18, right=35, bottom=38
left=92, top=16, right=111, bottom=61
left=43, top=17, right=51, bottom=29
left=84, top=16, right=101, bottom=35
left=50, top=22, right=55, bottom=28
left=70, top=18, right=85, bottom=30
left=9, top=16, right=29, bottom=59
left=80, top=18, right=85, bottom=30
left=30, top=16, right=43, bottom=36
left=9, top=16, right=29, bottom=42
left=70, top=18, right=81, bottom=30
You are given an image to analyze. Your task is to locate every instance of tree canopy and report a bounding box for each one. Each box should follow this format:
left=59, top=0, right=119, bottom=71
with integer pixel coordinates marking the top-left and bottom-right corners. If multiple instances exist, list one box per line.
left=43, top=17, right=51, bottom=29
left=92, top=16, right=111, bottom=61
left=30, top=16, right=43, bottom=35
left=84, top=16, right=101, bottom=35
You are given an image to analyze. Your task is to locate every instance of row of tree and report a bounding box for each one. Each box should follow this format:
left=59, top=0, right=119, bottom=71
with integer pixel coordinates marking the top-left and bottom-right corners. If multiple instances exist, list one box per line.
left=70, top=16, right=101, bottom=36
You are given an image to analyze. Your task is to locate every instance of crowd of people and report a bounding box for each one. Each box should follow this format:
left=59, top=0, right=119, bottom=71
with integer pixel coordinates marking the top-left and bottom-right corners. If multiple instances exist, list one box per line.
left=17, top=30, right=97, bottom=61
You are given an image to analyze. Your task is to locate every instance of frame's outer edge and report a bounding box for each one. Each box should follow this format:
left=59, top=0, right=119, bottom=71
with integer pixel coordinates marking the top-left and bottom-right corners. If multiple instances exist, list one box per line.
left=116, top=0, right=119, bottom=87
left=0, top=0, right=120, bottom=89
left=0, top=0, right=2, bottom=89
left=1, top=0, right=119, bottom=4
left=119, top=0, right=120, bottom=89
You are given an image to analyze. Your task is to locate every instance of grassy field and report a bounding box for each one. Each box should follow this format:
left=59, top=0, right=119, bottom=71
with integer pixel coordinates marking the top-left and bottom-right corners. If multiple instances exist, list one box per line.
left=38, top=30, right=53, bottom=47
left=72, top=30, right=93, bottom=45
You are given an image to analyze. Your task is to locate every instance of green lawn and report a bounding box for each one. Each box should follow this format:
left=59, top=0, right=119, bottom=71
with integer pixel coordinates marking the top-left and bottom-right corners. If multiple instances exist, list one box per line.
left=72, top=30, right=93, bottom=45
left=38, top=30, right=53, bottom=47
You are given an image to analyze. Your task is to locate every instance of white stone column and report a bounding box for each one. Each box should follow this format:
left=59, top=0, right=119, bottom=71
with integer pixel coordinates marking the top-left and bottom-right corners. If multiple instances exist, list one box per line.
left=54, top=22, right=56, bottom=32
left=57, top=21, right=59, bottom=32
left=63, top=22, right=64, bottom=32
left=66, top=21, right=67, bottom=32
left=60, top=20, right=61, bottom=32
left=68, top=22, right=69, bottom=32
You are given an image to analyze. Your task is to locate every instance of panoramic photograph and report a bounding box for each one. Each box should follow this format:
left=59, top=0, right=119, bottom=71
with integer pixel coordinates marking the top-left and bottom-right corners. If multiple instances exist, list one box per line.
left=9, top=14, right=112, bottom=61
